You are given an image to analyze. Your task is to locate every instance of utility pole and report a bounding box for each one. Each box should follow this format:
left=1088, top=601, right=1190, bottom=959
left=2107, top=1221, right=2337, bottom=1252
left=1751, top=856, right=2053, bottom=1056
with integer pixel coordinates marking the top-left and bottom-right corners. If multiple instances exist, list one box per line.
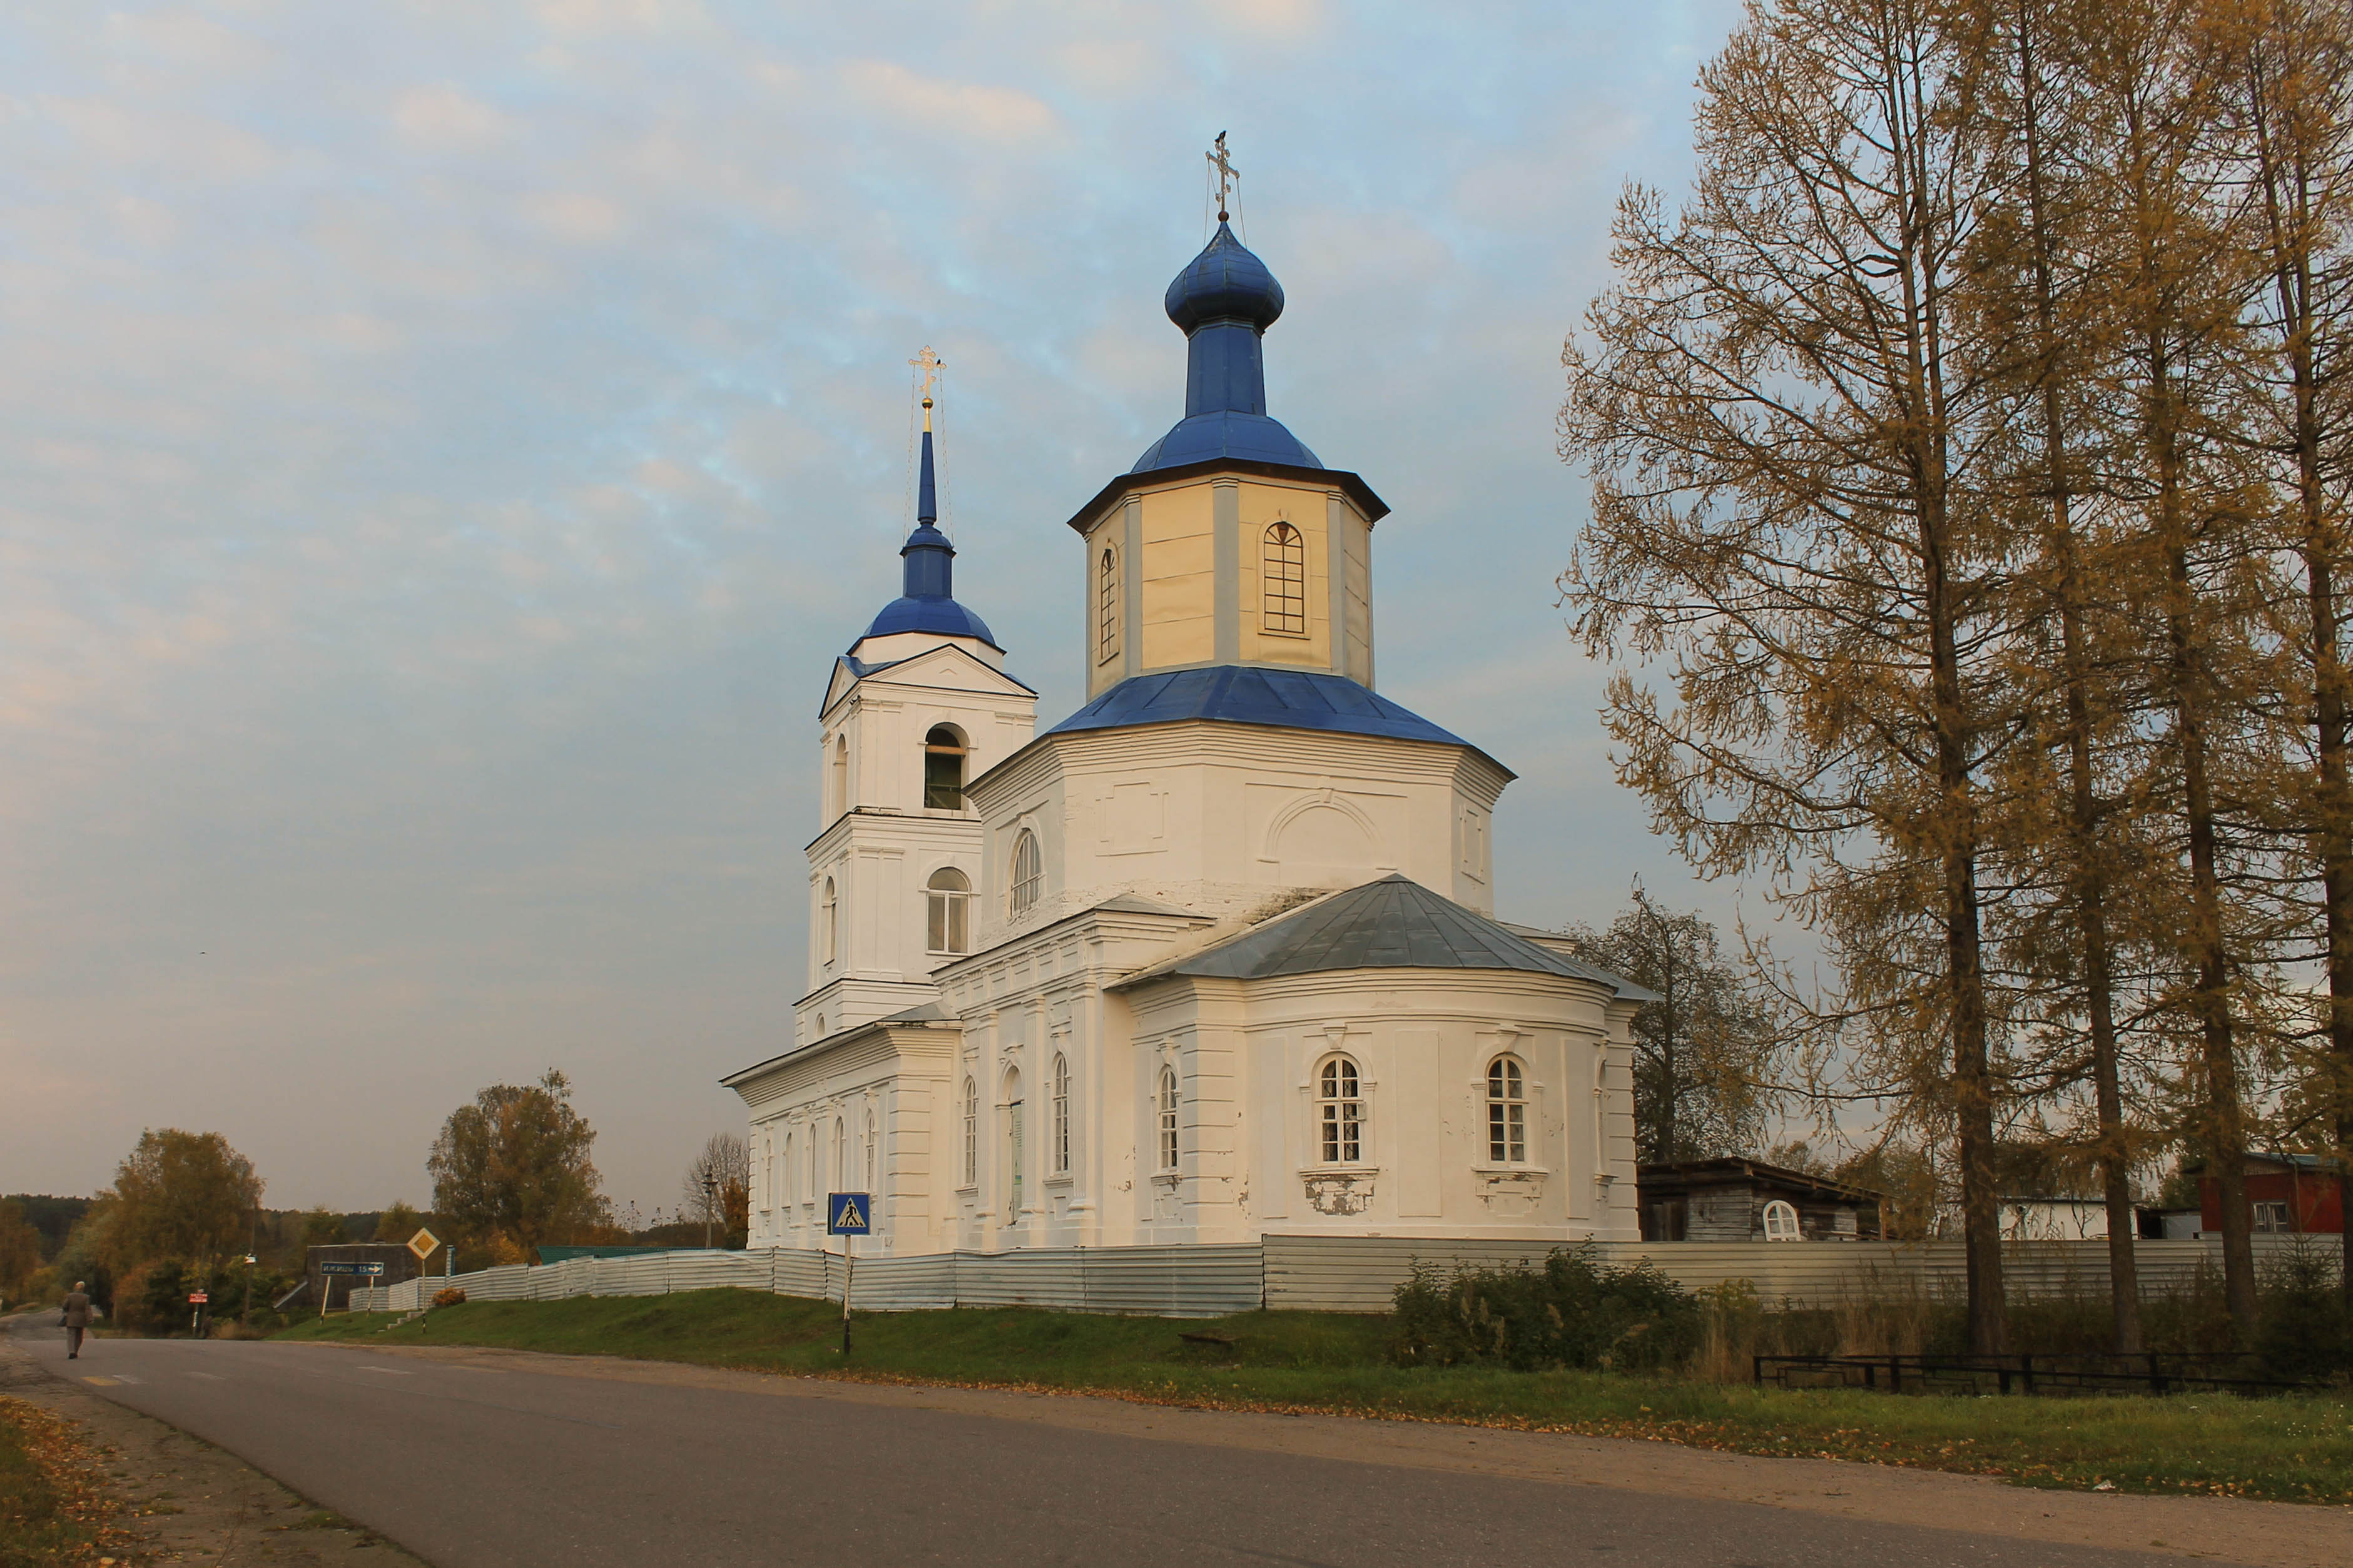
left=702, top=1173, right=717, bottom=1250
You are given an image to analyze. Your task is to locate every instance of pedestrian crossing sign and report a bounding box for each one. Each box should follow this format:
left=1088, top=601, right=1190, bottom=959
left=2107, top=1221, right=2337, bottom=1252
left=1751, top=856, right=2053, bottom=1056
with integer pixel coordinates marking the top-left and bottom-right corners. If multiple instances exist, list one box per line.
left=827, top=1193, right=872, bottom=1235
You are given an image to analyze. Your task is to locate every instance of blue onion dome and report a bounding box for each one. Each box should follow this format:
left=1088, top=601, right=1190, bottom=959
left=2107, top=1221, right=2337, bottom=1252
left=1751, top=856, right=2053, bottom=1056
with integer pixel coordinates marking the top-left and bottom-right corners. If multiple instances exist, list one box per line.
left=1132, top=223, right=1321, bottom=475
left=1165, top=223, right=1284, bottom=332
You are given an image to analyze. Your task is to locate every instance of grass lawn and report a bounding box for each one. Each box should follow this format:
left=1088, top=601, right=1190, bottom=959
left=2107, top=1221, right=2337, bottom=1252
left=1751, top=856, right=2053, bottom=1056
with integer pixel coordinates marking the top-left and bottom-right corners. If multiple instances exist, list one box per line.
left=278, top=1288, right=2353, bottom=1506
left=0, top=1395, right=135, bottom=1567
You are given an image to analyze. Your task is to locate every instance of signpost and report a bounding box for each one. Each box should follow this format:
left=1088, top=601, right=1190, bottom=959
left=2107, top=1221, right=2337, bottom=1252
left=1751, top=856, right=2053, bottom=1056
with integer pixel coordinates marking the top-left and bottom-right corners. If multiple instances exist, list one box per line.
left=826, top=1193, right=870, bottom=1357
left=405, top=1228, right=441, bottom=1263
left=316, top=1261, right=385, bottom=1318
left=188, top=1290, right=210, bottom=1336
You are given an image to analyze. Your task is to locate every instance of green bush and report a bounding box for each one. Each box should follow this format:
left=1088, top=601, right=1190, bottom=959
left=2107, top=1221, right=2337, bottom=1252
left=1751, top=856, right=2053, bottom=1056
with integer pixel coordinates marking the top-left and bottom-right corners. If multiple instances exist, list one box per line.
left=2255, top=1245, right=2353, bottom=1384
left=1391, top=1247, right=1699, bottom=1371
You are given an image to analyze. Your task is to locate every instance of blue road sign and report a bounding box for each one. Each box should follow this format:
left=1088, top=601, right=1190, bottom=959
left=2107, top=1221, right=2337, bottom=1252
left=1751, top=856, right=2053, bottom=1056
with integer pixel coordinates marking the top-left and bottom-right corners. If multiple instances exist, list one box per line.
left=317, top=1262, right=385, bottom=1276
left=827, top=1193, right=872, bottom=1235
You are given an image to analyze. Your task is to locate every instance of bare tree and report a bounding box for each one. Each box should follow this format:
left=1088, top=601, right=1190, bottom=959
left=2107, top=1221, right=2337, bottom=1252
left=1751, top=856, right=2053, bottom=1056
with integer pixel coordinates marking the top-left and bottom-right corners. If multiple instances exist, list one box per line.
left=1560, top=889, right=1787, bottom=1164
left=681, top=1133, right=750, bottom=1249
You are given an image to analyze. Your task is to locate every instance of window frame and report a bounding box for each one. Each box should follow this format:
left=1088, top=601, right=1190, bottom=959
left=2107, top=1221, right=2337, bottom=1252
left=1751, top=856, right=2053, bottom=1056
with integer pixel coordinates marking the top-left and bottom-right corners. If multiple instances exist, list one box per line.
left=923, top=725, right=968, bottom=811
left=1097, top=545, right=1120, bottom=663
left=1761, top=1199, right=1802, bottom=1242
left=1009, top=828, right=1042, bottom=918
left=1314, top=1055, right=1363, bottom=1165
left=820, top=876, right=838, bottom=965
left=926, top=866, right=972, bottom=954
left=1050, top=1052, right=1071, bottom=1178
left=1260, top=521, right=1307, bottom=635
left=961, top=1076, right=979, bottom=1190
left=1485, top=1055, right=1528, bottom=1165
left=1155, top=1065, right=1179, bottom=1173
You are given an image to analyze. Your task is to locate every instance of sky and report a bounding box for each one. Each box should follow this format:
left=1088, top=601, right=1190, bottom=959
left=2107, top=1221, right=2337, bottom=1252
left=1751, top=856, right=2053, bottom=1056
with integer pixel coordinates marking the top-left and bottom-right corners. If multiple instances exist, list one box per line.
left=0, top=0, right=1762, bottom=1215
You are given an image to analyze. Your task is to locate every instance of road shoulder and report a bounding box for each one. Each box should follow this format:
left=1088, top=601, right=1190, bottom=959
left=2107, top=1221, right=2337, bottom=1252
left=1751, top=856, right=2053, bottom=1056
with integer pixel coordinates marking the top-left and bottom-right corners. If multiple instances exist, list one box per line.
left=1, top=1327, right=430, bottom=1567
left=342, top=1337, right=2349, bottom=1568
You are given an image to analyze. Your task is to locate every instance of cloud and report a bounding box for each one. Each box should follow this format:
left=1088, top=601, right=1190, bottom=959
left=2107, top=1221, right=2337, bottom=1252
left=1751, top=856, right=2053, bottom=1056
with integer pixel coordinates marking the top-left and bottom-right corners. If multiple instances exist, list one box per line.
left=0, top=0, right=1757, bottom=1208
left=838, top=59, right=1060, bottom=146
left=392, top=83, right=512, bottom=151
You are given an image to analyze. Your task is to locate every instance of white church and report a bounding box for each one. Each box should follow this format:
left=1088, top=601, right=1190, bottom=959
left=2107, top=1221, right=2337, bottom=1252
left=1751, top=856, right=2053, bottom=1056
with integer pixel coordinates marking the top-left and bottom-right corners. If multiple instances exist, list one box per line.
left=724, top=203, right=1647, bottom=1255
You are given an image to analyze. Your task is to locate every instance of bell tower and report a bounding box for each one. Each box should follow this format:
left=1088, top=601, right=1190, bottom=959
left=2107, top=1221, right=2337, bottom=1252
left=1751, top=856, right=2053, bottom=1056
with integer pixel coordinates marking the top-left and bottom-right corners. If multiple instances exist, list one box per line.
left=797, top=355, right=1037, bottom=1046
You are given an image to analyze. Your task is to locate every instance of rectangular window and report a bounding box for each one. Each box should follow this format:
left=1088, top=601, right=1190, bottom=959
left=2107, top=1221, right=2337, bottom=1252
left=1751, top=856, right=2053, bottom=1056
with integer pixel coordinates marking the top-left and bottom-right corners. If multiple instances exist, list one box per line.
left=2253, top=1200, right=2290, bottom=1233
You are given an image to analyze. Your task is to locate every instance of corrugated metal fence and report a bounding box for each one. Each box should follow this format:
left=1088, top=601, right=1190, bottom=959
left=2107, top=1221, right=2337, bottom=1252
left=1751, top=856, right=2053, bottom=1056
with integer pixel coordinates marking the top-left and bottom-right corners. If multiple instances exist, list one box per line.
left=350, top=1243, right=1264, bottom=1318
left=348, top=1233, right=2339, bottom=1318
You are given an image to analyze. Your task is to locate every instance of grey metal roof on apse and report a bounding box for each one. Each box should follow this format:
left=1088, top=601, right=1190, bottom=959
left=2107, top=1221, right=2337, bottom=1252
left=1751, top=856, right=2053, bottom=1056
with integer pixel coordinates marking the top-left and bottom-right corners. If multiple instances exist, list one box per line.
left=1121, top=875, right=1649, bottom=993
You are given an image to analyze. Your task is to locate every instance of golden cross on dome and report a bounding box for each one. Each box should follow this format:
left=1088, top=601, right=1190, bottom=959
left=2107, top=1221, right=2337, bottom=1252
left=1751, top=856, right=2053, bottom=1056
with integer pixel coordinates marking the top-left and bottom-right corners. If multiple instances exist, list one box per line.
left=908, top=345, right=943, bottom=430
left=1207, top=131, right=1237, bottom=223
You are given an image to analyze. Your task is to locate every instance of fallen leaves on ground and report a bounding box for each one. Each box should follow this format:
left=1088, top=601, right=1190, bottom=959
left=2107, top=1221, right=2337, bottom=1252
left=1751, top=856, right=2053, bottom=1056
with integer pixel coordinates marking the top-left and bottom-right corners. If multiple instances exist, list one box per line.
left=0, top=1395, right=144, bottom=1566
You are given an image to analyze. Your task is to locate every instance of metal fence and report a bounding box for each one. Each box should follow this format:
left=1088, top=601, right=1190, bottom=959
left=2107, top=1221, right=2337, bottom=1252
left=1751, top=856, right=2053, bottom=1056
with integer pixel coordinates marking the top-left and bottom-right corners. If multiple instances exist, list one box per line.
left=350, top=1243, right=1264, bottom=1318
left=347, top=1232, right=2340, bottom=1318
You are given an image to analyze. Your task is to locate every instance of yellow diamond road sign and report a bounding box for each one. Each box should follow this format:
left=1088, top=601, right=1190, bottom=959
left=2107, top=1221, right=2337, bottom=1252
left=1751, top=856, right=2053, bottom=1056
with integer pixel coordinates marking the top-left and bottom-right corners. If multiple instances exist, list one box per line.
left=406, top=1227, right=442, bottom=1261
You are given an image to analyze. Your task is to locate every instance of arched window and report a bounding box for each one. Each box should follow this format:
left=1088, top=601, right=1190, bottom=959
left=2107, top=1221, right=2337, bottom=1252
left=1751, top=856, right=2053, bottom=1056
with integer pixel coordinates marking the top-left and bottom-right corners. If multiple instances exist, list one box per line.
left=1010, top=829, right=1042, bottom=917
left=962, top=1076, right=978, bottom=1188
left=863, top=1110, right=878, bottom=1194
left=1762, top=1200, right=1803, bottom=1242
left=833, top=1116, right=845, bottom=1191
left=814, top=1013, right=826, bottom=1038
left=782, top=1132, right=794, bottom=1208
left=1486, top=1056, right=1527, bottom=1164
left=923, top=726, right=967, bottom=810
left=821, top=876, right=838, bottom=964
left=927, top=866, right=972, bottom=955
left=1261, top=522, right=1306, bottom=634
left=1097, top=547, right=1119, bottom=663
left=830, top=733, right=848, bottom=817
left=1316, top=1056, right=1362, bottom=1164
left=806, top=1121, right=818, bottom=1200
left=1156, top=1065, right=1179, bottom=1172
left=1050, top=1052, right=1071, bottom=1176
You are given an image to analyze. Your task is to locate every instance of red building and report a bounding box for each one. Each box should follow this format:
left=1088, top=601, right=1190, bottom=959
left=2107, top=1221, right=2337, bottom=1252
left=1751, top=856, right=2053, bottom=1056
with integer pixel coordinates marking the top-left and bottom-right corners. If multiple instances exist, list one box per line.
left=2198, top=1153, right=2345, bottom=1235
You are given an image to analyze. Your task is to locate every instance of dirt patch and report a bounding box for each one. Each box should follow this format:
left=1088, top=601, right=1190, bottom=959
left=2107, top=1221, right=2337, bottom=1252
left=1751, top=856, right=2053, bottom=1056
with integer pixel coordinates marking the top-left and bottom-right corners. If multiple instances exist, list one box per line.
left=0, top=1336, right=427, bottom=1566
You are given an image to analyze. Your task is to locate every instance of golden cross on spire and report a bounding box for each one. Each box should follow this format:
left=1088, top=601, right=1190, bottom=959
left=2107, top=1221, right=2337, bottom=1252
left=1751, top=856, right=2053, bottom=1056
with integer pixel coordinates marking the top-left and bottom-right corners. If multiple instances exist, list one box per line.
left=1207, top=131, right=1237, bottom=223
left=909, top=345, right=944, bottom=431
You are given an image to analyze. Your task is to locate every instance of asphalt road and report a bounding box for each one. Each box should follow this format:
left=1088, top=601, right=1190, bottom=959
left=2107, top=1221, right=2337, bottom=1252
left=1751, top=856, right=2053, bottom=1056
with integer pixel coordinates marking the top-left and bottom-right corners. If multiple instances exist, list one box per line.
left=10, top=1325, right=2220, bottom=1568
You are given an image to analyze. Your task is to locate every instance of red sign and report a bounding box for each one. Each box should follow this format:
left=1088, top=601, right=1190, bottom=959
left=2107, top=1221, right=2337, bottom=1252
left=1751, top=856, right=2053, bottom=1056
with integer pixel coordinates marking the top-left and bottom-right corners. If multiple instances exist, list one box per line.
left=188, top=1292, right=209, bottom=1304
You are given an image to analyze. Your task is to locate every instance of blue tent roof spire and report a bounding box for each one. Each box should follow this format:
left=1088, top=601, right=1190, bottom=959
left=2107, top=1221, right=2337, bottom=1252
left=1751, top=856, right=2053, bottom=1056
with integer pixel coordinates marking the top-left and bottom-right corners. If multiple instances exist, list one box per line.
left=853, top=349, right=999, bottom=652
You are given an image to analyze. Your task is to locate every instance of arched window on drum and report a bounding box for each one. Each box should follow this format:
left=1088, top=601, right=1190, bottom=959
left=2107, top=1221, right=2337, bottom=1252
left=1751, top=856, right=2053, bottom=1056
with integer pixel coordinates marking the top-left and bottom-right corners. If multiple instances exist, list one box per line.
left=1261, top=522, right=1306, bottom=634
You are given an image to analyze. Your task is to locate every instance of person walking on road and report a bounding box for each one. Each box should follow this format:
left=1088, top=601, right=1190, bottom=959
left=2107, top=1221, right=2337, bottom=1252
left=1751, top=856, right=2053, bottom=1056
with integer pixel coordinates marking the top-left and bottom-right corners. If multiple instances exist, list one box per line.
left=62, top=1282, right=93, bottom=1360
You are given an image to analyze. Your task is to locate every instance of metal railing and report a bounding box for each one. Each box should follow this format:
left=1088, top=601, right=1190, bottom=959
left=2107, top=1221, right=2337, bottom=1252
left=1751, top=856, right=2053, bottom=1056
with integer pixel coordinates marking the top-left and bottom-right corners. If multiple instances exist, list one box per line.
left=1753, top=1351, right=2315, bottom=1397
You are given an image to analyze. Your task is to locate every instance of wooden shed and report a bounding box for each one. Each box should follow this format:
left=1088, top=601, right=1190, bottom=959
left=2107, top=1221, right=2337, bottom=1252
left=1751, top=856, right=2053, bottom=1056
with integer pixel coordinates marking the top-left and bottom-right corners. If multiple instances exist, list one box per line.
left=1636, top=1158, right=1884, bottom=1243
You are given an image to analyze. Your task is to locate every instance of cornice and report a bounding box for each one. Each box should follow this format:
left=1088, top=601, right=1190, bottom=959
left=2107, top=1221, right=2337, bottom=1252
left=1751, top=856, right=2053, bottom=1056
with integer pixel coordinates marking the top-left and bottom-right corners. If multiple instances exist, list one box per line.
left=1061, top=458, right=1389, bottom=535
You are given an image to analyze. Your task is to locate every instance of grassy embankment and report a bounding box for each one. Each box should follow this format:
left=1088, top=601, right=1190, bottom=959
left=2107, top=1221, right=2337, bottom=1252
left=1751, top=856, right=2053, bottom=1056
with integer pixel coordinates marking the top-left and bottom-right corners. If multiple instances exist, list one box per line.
left=280, top=1287, right=2353, bottom=1505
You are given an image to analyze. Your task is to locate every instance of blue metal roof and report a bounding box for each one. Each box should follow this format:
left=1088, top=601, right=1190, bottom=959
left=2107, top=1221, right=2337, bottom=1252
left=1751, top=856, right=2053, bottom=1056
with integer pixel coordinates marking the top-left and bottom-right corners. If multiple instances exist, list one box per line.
left=1134, top=223, right=1322, bottom=476
left=1133, top=412, right=1321, bottom=472
left=1045, top=666, right=1473, bottom=749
